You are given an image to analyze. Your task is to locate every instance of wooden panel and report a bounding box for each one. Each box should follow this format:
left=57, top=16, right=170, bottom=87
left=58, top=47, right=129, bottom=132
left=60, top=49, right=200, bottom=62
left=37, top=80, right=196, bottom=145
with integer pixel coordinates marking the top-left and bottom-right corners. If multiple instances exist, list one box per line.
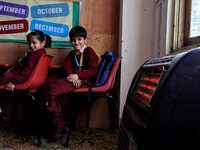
left=75, top=98, right=111, bottom=129
left=0, top=0, right=120, bottom=129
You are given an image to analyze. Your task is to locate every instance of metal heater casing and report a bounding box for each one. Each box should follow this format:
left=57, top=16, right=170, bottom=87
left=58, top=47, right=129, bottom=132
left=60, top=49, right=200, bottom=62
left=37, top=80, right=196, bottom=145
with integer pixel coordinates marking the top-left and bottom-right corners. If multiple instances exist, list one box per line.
left=117, top=48, right=200, bottom=150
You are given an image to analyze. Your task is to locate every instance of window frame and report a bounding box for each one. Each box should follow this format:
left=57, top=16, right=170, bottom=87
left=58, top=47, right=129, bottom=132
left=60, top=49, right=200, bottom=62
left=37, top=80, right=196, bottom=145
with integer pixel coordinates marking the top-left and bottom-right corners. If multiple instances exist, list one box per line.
left=170, top=0, right=200, bottom=54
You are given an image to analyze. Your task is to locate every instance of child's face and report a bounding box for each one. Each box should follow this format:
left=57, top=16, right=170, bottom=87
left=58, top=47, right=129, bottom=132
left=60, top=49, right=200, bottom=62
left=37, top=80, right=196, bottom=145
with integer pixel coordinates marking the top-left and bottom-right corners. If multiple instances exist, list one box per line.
left=28, top=35, right=45, bottom=51
left=70, top=36, right=86, bottom=50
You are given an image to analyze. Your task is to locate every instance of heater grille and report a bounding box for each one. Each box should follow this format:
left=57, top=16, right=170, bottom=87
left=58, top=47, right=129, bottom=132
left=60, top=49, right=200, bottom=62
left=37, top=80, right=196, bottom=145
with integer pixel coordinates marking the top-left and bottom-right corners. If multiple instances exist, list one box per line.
left=129, top=66, right=165, bottom=109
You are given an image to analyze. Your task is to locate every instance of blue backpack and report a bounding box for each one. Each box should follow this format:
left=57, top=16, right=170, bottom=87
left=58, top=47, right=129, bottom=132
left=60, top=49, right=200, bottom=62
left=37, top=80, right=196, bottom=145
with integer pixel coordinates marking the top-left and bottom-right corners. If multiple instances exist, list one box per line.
left=93, top=51, right=116, bottom=87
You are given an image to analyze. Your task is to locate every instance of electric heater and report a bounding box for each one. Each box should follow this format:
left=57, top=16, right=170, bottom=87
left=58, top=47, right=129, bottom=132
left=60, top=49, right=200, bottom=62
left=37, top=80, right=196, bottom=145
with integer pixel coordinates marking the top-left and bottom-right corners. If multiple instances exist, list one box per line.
left=117, top=47, right=200, bottom=150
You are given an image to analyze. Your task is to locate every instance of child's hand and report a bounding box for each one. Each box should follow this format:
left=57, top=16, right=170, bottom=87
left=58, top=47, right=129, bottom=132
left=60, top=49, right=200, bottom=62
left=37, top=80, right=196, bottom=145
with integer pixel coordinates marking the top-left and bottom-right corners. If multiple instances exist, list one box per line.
left=67, top=74, right=78, bottom=82
left=5, top=82, right=15, bottom=91
left=73, top=79, right=82, bottom=88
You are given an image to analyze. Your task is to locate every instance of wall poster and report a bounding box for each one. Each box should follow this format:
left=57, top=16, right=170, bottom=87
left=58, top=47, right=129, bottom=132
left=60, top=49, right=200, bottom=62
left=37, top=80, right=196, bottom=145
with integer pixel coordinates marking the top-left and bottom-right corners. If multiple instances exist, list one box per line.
left=0, top=0, right=81, bottom=48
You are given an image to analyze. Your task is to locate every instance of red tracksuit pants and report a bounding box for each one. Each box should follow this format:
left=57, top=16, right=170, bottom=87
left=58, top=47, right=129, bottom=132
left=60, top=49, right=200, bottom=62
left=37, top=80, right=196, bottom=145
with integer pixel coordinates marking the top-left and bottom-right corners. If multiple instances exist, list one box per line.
left=38, top=75, right=76, bottom=124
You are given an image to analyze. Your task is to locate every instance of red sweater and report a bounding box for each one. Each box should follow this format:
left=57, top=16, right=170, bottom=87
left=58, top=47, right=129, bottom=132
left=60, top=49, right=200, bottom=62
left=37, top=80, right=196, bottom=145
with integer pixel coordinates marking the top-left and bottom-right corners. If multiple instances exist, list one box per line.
left=61, top=47, right=99, bottom=81
left=10, top=49, right=46, bottom=84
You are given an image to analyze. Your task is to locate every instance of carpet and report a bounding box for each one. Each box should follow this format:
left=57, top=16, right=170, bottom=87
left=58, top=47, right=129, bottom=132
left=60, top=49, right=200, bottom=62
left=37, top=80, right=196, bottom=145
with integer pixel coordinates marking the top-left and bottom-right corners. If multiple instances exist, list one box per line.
left=0, top=122, right=117, bottom=150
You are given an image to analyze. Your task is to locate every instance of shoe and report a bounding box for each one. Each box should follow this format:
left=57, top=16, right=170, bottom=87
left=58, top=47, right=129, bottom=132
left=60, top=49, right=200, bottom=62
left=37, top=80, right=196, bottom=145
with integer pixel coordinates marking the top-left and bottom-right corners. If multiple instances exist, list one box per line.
left=61, top=126, right=69, bottom=134
left=0, top=113, right=6, bottom=122
left=48, top=125, right=68, bottom=143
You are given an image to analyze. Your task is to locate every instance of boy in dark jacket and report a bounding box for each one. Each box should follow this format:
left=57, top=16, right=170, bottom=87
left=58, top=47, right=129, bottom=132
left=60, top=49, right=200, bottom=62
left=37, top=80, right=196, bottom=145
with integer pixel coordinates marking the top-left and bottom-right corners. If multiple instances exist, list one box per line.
left=38, top=26, right=99, bottom=142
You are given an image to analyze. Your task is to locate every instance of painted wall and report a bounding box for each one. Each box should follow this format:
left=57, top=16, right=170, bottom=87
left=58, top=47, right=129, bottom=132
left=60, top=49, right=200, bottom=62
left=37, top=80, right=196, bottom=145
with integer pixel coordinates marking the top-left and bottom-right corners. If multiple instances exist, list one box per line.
left=119, top=0, right=161, bottom=117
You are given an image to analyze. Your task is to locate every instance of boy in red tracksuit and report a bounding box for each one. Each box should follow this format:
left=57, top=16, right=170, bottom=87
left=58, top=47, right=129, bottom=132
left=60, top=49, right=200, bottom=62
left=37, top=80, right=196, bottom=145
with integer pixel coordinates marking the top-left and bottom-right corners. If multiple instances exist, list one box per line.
left=38, top=26, right=99, bottom=142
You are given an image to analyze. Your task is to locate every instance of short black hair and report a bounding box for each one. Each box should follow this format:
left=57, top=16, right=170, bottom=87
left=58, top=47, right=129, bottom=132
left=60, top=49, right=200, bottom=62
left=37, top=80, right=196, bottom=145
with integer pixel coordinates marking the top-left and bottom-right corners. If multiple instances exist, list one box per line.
left=69, top=26, right=87, bottom=40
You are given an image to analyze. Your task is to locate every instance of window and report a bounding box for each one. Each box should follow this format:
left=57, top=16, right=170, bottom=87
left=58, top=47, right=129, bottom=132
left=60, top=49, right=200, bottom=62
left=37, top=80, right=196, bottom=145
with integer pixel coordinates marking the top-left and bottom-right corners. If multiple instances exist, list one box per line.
left=186, top=0, right=200, bottom=44
left=171, top=0, right=200, bottom=53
